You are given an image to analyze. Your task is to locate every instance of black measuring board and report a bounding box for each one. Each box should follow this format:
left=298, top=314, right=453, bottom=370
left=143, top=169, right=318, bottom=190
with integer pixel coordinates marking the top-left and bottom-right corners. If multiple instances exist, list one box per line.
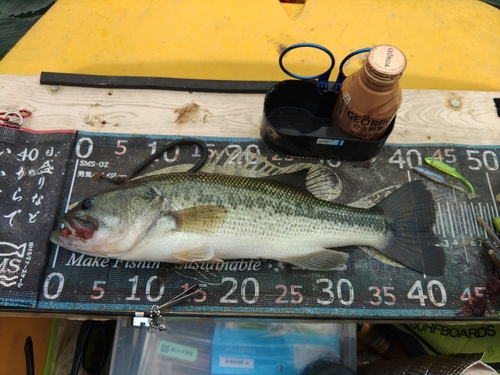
left=0, top=127, right=76, bottom=308
left=1, top=126, right=499, bottom=319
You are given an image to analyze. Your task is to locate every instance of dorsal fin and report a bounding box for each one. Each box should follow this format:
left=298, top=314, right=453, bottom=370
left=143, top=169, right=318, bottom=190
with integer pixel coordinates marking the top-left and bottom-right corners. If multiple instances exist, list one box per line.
left=260, top=169, right=309, bottom=191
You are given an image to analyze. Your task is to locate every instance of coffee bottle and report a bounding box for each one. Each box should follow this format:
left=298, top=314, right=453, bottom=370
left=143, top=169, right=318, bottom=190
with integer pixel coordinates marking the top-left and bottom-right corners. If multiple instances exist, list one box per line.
left=331, top=45, right=406, bottom=141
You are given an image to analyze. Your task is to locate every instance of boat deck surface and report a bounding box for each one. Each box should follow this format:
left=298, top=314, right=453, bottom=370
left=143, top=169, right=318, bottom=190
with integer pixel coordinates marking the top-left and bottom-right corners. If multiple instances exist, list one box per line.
left=0, top=0, right=499, bottom=91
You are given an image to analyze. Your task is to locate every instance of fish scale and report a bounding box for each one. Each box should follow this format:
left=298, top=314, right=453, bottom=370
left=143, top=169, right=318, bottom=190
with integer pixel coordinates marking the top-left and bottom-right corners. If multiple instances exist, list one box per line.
left=147, top=173, right=387, bottom=242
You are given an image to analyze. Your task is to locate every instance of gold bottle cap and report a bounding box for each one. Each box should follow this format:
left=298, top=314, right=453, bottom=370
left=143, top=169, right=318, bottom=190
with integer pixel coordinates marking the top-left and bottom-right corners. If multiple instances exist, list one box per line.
left=364, top=45, right=406, bottom=84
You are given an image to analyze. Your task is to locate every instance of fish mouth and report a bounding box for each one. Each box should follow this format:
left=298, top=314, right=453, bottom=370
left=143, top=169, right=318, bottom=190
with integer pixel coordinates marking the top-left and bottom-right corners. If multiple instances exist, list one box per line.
left=55, top=214, right=99, bottom=240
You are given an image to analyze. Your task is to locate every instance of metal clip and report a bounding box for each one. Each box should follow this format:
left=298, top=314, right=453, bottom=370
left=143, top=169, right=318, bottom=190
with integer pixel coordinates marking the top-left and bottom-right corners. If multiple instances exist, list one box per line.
left=156, top=284, right=201, bottom=311
left=0, top=109, right=32, bottom=128
left=130, top=314, right=150, bottom=329
left=148, top=305, right=168, bottom=332
left=0, top=111, right=24, bottom=127
left=132, top=284, right=201, bottom=332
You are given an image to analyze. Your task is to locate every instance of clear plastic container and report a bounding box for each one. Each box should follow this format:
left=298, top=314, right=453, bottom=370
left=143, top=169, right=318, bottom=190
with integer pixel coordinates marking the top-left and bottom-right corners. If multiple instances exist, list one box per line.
left=109, top=317, right=356, bottom=375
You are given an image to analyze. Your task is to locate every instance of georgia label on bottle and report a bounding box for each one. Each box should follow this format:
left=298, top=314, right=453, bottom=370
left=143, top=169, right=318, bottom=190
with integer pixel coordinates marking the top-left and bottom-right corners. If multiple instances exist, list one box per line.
left=336, top=87, right=402, bottom=140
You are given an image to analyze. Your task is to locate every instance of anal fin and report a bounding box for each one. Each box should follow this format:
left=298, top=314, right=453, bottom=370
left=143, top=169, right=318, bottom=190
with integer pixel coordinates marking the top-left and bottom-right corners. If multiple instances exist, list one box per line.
left=283, top=249, right=349, bottom=271
left=173, top=244, right=222, bottom=263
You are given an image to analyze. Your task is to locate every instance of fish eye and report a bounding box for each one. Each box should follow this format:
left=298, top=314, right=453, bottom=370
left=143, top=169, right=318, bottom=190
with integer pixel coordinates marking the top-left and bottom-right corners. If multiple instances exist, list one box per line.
left=81, top=198, right=95, bottom=210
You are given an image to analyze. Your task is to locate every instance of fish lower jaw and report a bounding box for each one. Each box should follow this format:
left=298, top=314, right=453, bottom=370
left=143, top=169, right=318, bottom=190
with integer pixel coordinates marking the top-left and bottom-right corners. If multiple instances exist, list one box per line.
left=56, top=221, right=93, bottom=241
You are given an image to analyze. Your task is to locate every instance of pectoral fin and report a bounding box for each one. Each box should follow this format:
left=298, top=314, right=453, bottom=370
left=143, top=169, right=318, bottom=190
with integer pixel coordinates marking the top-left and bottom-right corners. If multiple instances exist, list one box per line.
left=283, top=249, right=349, bottom=270
left=170, top=205, right=228, bottom=233
left=173, top=244, right=223, bottom=263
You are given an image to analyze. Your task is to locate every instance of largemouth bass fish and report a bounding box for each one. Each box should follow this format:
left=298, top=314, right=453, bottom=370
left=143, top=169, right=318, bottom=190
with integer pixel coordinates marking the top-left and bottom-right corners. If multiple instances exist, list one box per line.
left=49, top=170, right=445, bottom=275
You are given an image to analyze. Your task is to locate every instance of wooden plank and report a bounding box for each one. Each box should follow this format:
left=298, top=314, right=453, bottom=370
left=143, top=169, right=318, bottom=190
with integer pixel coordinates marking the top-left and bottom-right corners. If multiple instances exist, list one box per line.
left=1, top=74, right=500, bottom=319
left=1, top=75, right=499, bottom=144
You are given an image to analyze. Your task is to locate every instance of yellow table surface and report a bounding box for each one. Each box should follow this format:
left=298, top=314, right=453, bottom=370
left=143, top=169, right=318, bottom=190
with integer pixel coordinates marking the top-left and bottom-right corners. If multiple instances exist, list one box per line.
left=0, top=0, right=499, bottom=91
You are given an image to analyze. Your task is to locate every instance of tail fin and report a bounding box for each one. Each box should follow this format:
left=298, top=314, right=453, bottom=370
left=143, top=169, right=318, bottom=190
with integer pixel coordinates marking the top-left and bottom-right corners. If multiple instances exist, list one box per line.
left=376, top=180, right=445, bottom=276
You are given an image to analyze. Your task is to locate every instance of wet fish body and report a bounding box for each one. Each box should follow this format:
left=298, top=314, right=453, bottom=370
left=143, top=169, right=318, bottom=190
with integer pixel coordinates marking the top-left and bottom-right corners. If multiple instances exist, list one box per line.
left=50, top=170, right=445, bottom=275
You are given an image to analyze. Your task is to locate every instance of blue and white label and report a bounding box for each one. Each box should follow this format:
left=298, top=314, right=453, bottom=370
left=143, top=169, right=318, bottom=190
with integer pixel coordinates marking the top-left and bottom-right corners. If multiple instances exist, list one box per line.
left=316, top=139, right=344, bottom=146
left=219, top=357, right=255, bottom=369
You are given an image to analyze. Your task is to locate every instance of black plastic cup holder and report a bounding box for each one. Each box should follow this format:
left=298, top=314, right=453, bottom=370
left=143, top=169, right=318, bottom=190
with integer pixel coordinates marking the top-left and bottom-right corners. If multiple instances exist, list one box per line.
left=260, top=80, right=394, bottom=161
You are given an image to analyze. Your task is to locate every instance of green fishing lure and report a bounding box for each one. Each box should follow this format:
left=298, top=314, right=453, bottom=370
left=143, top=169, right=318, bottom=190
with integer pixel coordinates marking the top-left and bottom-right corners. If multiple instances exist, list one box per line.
left=493, top=217, right=500, bottom=234
left=424, top=157, right=475, bottom=195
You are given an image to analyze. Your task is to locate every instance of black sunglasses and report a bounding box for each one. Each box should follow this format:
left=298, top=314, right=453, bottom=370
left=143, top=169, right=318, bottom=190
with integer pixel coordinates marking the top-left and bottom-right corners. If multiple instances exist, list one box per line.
left=70, top=320, right=109, bottom=375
